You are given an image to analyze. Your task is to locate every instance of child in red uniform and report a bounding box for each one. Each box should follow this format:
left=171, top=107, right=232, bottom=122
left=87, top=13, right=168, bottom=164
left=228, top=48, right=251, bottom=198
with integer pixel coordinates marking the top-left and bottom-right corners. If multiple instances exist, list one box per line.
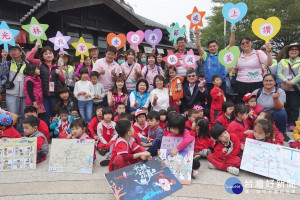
left=133, top=109, right=149, bottom=146
left=227, top=104, right=253, bottom=143
left=216, top=101, right=234, bottom=129
left=193, top=105, right=208, bottom=121
left=68, top=118, right=96, bottom=161
left=97, top=107, right=117, bottom=156
left=88, top=106, right=102, bottom=140
left=24, top=106, right=49, bottom=142
left=0, top=113, right=21, bottom=139
left=50, top=108, right=75, bottom=138
left=210, top=75, right=225, bottom=125
left=255, top=111, right=284, bottom=145
left=23, top=116, right=48, bottom=163
left=167, top=114, right=200, bottom=178
left=185, top=109, right=198, bottom=137
left=207, top=125, right=241, bottom=176
left=109, top=120, right=151, bottom=171
left=193, top=117, right=214, bottom=160
left=113, top=102, right=126, bottom=122
left=242, top=93, right=264, bottom=129
left=158, top=109, right=167, bottom=130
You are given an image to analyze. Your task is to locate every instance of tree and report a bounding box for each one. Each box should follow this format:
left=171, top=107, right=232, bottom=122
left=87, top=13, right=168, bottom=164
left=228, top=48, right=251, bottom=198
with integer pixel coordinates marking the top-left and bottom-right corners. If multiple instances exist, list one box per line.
left=199, top=0, right=300, bottom=51
left=189, top=29, right=195, bottom=43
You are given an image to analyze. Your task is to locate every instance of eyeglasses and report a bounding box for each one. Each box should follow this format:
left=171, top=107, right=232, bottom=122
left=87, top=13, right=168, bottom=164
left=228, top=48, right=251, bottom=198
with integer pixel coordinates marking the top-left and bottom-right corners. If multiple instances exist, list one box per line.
left=187, top=75, right=196, bottom=78
left=240, top=41, right=250, bottom=46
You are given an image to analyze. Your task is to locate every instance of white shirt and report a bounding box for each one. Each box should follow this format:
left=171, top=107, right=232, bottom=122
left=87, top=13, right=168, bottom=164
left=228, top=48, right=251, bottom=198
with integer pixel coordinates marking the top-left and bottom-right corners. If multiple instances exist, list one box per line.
left=147, top=88, right=169, bottom=111
left=189, top=83, right=196, bottom=96
left=74, top=80, right=94, bottom=101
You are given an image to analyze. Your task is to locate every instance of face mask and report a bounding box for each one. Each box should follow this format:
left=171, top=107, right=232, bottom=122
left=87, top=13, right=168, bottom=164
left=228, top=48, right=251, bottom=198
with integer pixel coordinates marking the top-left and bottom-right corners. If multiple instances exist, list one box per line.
left=141, top=58, right=147, bottom=63
left=118, top=60, right=125, bottom=65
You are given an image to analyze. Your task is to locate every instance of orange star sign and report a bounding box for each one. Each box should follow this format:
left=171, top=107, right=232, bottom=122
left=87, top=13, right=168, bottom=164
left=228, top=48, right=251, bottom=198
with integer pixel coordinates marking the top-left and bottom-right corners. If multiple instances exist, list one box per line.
left=186, top=6, right=206, bottom=33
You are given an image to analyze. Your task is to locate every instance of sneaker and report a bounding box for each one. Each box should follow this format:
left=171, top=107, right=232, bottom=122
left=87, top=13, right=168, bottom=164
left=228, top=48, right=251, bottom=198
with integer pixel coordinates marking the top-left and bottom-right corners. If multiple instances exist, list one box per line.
left=289, top=125, right=296, bottom=132
left=227, top=167, right=239, bottom=176
left=284, top=134, right=291, bottom=142
left=100, top=159, right=110, bottom=166
left=192, top=169, right=199, bottom=179
left=98, top=148, right=107, bottom=156
left=208, top=162, right=216, bottom=169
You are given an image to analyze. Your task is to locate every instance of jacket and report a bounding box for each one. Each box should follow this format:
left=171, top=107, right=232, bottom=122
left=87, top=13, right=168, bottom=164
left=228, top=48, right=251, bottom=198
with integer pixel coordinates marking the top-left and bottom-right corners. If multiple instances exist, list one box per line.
left=293, top=121, right=300, bottom=141
left=28, top=130, right=49, bottom=158
left=204, top=52, right=226, bottom=83
left=227, top=119, right=249, bottom=143
left=278, top=57, right=300, bottom=91
left=213, top=133, right=240, bottom=160
left=168, top=76, right=184, bottom=100
left=24, top=76, right=43, bottom=105
left=50, top=115, right=75, bottom=136
left=181, top=81, right=207, bottom=112
left=130, top=90, right=150, bottom=112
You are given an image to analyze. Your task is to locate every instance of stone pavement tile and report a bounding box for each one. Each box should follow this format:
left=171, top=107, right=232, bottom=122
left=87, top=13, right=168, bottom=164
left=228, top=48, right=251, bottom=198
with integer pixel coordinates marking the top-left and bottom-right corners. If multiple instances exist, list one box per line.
left=0, top=194, right=115, bottom=200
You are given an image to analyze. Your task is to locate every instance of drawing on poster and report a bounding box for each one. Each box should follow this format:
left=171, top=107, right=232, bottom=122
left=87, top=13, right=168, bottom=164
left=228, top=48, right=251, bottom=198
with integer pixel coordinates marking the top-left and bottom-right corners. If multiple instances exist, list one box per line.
left=241, top=138, right=300, bottom=186
left=0, top=138, right=37, bottom=171
left=48, top=139, right=95, bottom=174
left=105, top=156, right=182, bottom=200
left=159, top=136, right=195, bottom=185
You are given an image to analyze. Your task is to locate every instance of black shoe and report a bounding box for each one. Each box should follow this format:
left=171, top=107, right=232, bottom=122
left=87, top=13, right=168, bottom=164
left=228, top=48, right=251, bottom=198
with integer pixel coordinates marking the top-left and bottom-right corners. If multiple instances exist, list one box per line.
left=98, top=148, right=107, bottom=156
left=283, top=134, right=290, bottom=142
left=100, top=159, right=110, bottom=166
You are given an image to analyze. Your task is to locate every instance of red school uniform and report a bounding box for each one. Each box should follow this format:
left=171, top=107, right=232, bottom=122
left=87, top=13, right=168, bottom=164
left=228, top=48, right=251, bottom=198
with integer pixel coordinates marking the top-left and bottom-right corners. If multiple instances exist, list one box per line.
left=215, top=114, right=232, bottom=129
left=109, top=137, right=146, bottom=172
left=113, top=114, right=119, bottom=122
left=133, top=122, right=149, bottom=144
left=227, top=119, right=249, bottom=143
left=210, top=87, right=225, bottom=125
left=97, top=121, right=118, bottom=151
left=0, top=126, right=21, bottom=138
left=246, top=105, right=264, bottom=128
left=194, top=136, right=214, bottom=152
left=38, top=119, right=50, bottom=142
left=185, top=120, right=196, bottom=137
left=207, top=133, right=241, bottom=171
left=159, top=121, right=167, bottom=130
left=88, top=117, right=101, bottom=138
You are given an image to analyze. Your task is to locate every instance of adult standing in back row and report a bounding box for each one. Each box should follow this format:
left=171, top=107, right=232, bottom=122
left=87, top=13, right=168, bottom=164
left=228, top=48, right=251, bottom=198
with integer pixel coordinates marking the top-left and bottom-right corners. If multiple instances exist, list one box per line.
left=92, top=46, right=121, bottom=106
left=195, top=27, right=236, bottom=108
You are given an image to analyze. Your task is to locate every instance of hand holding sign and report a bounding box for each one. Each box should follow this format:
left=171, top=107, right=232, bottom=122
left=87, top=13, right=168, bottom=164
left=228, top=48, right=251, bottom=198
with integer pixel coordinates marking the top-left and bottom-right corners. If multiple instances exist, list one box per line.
left=107, top=33, right=126, bottom=50
left=22, top=17, right=48, bottom=46
left=180, top=49, right=200, bottom=69
left=0, top=21, right=19, bottom=52
left=252, top=17, right=281, bottom=44
left=127, top=31, right=144, bottom=52
left=71, top=37, right=92, bottom=59
left=222, top=2, right=248, bottom=29
left=49, top=31, right=71, bottom=52
left=167, top=22, right=186, bottom=45
left=144, top=29, right=162, bottom=48
left=218, top=46, right=240, bottom=68
left=186, top=6, right=205, bottom=34
left=162, top=50, right=181, bottom=67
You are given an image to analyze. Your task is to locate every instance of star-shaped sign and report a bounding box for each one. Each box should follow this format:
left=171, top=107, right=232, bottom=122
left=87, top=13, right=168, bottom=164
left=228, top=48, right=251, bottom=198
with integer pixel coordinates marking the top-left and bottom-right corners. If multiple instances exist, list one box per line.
left=22, top=17, right=49, bottom=44
left=186, top=6, right=206, bottom=33
left=49, top=31, right=71, bottom=52
left=0, top=21, right=19, bottom=52
left=167, top=22, right=186, bottom=44
left=162, top=50, right=181, bottom=67
left=71, top=37, right=92, bottom=59
left=180, top=49, right=200, bottom=69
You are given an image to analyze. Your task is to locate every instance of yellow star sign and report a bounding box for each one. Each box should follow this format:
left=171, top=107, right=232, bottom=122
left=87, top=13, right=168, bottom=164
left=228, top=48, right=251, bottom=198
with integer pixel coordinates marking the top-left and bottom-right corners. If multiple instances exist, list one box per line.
left=71, top=37, right=92, bottom=59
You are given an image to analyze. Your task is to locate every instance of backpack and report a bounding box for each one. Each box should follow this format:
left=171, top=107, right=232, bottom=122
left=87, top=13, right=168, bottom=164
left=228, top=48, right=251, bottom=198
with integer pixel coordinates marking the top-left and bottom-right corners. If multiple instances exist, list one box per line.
left=256, top=87, right=278, bottom=98
left=145, top=65, right=161, bottom=77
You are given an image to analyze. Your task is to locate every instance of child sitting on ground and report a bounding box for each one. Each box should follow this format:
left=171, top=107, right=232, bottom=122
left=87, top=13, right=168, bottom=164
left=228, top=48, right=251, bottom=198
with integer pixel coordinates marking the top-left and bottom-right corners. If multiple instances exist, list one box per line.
left=24, top=106, right=49, bottom=142
left=193, top=105, right=208, bottom=121
left=97, top=107, right=117, bottom=156
left=242, top=93, right=264, bottom=129
left=193, top=117, right=214, bottom=160
left=23, top=116, right=48, bottom=163
left=113, top=102, right=126, bottom=122
left=185, top=109, right=198, bottom=137
left=133, top=109, right=149, bottom=146
left=0, top=113, right=21, bottom=139
left=207, top=124, right=241, bottom=176
left=159, top=109, right=167, bottom=130
left=216, top=101, right=234, bottom=129
left=109, top=120, right=151, bottom=171
left=50, top=108, right=75, bottom=138
left=88, top=106, right=102, bottom=140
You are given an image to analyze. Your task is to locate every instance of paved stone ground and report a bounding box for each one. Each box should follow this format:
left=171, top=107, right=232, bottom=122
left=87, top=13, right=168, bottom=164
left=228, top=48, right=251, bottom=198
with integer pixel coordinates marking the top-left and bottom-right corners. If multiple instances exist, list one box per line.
left=0, top=132, right=299, bottom=200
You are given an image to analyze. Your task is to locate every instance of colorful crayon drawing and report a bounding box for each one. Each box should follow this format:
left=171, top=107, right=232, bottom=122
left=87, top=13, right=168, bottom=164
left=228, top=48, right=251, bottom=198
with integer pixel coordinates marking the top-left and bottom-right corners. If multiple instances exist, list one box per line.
left=159, top=136, right=195, bottom=185
left=105, top=156, right=182, bottom=200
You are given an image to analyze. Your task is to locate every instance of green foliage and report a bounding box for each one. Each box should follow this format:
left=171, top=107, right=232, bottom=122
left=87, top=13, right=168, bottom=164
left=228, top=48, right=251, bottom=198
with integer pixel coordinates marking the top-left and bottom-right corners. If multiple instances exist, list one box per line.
left=199, top=0, right=300, bottom=51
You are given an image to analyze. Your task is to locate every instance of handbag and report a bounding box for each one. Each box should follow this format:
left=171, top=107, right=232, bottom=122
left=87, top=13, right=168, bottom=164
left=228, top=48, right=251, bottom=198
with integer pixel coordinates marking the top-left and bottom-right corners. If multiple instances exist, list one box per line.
left=287, top=63, right=300, bottom=93
left=4, top=62, right=22, bottom=89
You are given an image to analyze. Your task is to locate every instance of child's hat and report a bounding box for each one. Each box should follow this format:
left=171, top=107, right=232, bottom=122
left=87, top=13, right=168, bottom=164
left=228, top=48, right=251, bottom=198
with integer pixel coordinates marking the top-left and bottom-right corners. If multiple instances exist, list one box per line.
left=0, top=113, right=13, bottom=126
left=242, top=93, right=257, bottom=102
left=193, top=105, right=203, bottom=111
left=135, top=109, right=147, bottom=118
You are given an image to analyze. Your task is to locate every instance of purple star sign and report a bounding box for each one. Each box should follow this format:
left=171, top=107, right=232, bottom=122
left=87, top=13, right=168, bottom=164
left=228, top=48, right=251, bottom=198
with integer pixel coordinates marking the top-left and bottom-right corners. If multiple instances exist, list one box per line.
left=49, top=31, right=71, bottom=51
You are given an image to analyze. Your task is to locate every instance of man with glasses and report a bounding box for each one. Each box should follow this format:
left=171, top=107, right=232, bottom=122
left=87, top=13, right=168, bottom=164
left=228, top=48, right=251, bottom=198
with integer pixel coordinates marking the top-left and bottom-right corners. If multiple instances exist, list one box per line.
left=181, top=69, right=208, bottom=115
left=175, top=37, right=188, bottom=77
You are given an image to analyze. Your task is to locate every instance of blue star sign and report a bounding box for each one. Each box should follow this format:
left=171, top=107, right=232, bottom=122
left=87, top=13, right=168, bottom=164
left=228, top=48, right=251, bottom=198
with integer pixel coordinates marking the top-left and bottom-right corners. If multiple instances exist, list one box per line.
left=0, top=21, right=19, bottom=52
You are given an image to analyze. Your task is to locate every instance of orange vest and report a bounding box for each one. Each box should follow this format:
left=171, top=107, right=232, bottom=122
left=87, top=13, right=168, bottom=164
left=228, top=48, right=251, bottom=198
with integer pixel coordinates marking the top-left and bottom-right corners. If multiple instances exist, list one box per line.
left=168, top=76, right=184, bottom=100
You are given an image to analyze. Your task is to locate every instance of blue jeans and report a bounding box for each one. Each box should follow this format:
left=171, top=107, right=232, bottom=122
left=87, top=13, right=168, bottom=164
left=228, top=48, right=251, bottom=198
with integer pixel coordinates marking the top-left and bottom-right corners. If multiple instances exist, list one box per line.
left=147, top=139, right=161, bottom=157
left=43, top=96, right=58, bottom=126
left=285, top=91, right=300, bottom=126
left=78, top=100, right=93, bottom=122
left=6, top=94, right=26, bottom=136
left=273, top=109, right=287, bottom=134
